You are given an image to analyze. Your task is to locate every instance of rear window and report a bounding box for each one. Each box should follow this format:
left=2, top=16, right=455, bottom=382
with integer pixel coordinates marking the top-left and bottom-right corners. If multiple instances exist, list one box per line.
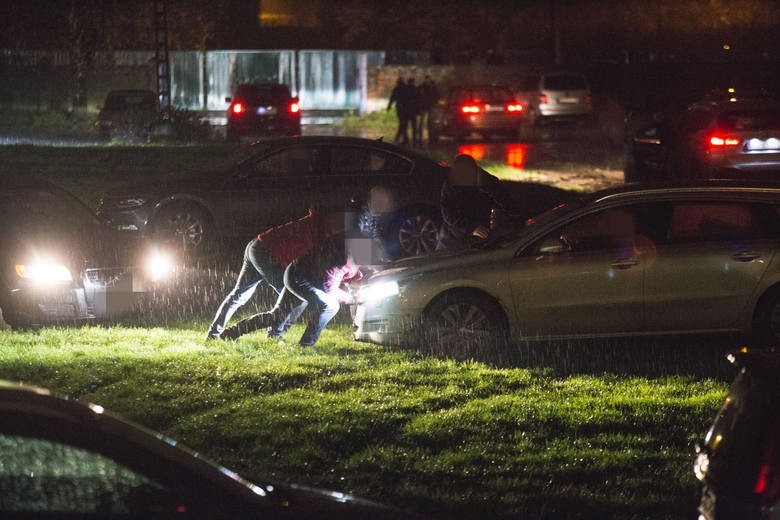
left=717, top=109, right=780, bottom=131
left=543, top=74, right=588, bottom=91
left=235, top=84, right=292, bottom=104
left=455, top=87, right=514, bottom=104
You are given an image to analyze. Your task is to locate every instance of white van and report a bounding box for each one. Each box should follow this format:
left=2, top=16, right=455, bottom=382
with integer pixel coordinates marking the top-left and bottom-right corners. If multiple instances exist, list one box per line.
left=515, top=72, right=592, bottom=125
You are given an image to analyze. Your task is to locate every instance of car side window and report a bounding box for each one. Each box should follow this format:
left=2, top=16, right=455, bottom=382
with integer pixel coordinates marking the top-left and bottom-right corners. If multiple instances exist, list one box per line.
left=535, top=207, right=639, bottom=254
left=0, top=433, right=181, bottom=516
left=330, top=147, right=410, bottom=176
left=665, top=202, right=763, bottom=243
left=250, top=146, right=323, bottom=179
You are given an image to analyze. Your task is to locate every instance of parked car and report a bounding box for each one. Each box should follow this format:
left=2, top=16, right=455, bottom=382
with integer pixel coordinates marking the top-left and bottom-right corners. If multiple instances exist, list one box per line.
left=0, top=177, right=172, bottom=329
left=625, top=89, right=780, bottom=183
left=95, top=89, right=158, bottom=142
left=514, top=71, right=592, bottom=126
left=354, top=182, right=780, bottom=350
left=98, top=136, right=448, bottom=258
left=694, top=347, right=780, bottom=520
left=0, top=380, right=419, bottom=519
left=428, top=84, right=524, bottom=142
left=226, top=83, right=301, bottom=142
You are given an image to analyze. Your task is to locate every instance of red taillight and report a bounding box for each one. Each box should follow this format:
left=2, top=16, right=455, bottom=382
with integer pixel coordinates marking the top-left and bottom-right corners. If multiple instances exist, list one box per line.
left=461, top=104, right=481, bottom=114
left=290, top=101, right=300, bottom=114
left=539, top=93, right=548, bottom=106
left=753, top=419, right=780, bottom=503
left=708, top=134, right=741, bottom=147
left=506, top=103, right=523, bottom=113
left=231, top=102, right=245, bottom=115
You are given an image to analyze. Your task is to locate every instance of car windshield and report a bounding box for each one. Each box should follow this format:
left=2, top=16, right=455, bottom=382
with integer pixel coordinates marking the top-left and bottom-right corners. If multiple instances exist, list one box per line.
left=544, top=74, right=587, bottom=90
left=717, top=109, right=780, bottom=131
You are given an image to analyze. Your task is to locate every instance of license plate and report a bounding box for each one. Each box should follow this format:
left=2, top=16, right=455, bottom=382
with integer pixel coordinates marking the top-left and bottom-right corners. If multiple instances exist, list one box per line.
left=256, top=107, right=277, bottom=115
left=558, top=97, right=579, bottom=103
left=746, top=138, right=780, bottom=151
left=485, top=105, right=504, bottom=112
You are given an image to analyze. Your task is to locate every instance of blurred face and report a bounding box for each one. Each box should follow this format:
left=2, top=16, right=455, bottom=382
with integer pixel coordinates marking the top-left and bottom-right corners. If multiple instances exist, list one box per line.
left=449, top=155, right=481, bottom=186
left=368, top=186, right=396, bottom=216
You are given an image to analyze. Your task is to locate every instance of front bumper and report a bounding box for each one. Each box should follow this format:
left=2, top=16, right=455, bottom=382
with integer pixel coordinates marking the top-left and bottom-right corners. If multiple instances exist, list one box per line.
left=352, top=301, right=421, bottom=346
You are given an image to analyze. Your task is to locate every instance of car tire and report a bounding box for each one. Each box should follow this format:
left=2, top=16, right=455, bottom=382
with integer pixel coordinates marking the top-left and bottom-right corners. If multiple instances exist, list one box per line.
left=753, top=288, right=780, bottom=344
left=423, top=291, right=509, bottom=359
left=150, top=202, right=213, bottom=254
left=384, top=208, right=440, bottom=259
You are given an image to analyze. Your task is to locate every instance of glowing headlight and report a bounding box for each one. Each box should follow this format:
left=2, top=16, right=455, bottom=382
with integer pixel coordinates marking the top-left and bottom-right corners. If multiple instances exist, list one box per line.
left=359, top=280, right=399, bottom=302
left=145, top=249, right=175, bottom=282
left=15, top=261, right=73, bottom=283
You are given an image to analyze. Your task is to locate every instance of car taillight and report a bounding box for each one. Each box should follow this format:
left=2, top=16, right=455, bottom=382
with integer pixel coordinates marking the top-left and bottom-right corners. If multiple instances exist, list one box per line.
left=231, top=102, right=245, bottom=115
left=539, top=93, right=548, bottom=106
left=506, top=103, right=523, bottom=113
left=289, top=102, right=300, bottom=114
left=753, top=418, right=780, bottom=503
left=461, top=104, right=481, bottom=114
left=708, top=134, right=741, bottom=148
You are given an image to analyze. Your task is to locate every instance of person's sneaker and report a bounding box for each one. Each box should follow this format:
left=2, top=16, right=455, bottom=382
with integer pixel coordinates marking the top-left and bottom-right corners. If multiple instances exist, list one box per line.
left=219, top=327, right=242, bottom=340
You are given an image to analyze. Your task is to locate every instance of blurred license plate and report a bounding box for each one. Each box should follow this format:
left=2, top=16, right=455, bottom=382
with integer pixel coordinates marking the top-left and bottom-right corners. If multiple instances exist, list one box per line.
left=256, top=107, right=277, bottom=115
left=746, top=138, right=780, bottom=151
left=486, top=105, right=504, bottom=112
left=559, top=97, right=579, bottom=103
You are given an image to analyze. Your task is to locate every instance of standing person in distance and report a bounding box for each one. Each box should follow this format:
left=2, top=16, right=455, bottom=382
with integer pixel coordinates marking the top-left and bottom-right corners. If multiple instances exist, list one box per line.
left=387, top=77, right=412, bottom=145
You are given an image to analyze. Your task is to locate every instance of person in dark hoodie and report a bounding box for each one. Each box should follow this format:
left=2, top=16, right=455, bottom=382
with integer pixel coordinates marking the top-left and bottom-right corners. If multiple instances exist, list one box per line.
left=207, top=207, right=343, bottom=340
left=436, top=154, right=516, bottom=251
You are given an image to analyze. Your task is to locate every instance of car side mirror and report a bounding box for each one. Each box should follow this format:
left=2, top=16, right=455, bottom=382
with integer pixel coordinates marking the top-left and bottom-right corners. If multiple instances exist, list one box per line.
left=538, top=237, right=568, bottom=254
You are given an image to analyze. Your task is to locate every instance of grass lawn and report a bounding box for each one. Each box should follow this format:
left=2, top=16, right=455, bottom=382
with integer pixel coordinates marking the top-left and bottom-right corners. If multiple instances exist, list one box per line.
left=0, top=115, right=729, bottom=518
left=0, top=323, right=730, bottom=519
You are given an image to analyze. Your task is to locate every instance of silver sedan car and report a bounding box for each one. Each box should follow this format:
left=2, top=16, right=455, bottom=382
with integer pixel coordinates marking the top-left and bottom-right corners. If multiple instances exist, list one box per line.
left=354, top=182, right=780, bottom=350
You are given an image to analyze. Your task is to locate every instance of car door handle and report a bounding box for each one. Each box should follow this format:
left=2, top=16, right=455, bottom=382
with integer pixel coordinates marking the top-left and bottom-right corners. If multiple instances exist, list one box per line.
left=732, top=251, right=761, bottom=262
left=610, top=258, right=639, bottom=270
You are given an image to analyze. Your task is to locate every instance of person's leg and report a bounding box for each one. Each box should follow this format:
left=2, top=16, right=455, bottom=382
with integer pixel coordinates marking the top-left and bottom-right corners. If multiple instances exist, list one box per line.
left=266, top=288, right=308, bottom=337
left=285, top=270, right=340, bottom=346
left=207, top=239, right=265, bottom=338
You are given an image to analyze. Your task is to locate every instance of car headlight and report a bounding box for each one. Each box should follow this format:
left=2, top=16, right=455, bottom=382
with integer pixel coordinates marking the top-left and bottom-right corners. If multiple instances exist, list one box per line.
left=358, top=280, right=399, bottom=303
left=144, top=248, right=175, bottom=282
left=15, top=261, right=73, bottom=284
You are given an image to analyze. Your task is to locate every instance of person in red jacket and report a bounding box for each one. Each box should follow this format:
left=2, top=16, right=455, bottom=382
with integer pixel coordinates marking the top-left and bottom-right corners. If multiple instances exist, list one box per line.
left=206, top=207, right=343, bottom=340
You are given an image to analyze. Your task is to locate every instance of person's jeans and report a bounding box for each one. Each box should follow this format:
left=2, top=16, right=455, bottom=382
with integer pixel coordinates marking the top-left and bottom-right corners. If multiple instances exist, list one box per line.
left=284, top=263, right=341, bottom=346
left=207, top=239, right=284, bottom=338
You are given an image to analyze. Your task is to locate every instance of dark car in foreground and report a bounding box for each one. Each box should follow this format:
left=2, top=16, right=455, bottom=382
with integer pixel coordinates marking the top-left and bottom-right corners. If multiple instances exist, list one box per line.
left=695, top=347, right=780, bottom=520
left=0, top=177, right=172, bottom=329
left=0, top=380, right=419, bottom=519
left=226, top=83, right=301, bottom=142
left=95, top=89, right=158, bottom=142
left=625, top=90, right=780, bottom=182
left=428, top=84, right=524, bottom=143
left=354, top=182, right=780, bottom=350
left=98, top=136, right=450, bottom=258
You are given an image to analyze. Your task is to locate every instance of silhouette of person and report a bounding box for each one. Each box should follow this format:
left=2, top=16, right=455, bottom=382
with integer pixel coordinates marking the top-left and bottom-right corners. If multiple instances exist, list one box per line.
left=418, top=76, right=440, bottom=144
left=387, top=77, right=412, bottom=145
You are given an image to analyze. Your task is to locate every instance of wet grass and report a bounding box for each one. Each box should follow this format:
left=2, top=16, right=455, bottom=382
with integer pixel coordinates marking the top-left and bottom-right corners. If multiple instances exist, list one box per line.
left=0, top=323, right=731, bottom=519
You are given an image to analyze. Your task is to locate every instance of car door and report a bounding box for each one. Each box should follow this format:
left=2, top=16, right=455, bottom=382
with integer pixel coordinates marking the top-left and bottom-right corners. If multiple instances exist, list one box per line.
left=643, top=200, right=779, bottom=333
left=228, top=145, right=325, bottom=236
left=507, top=205, right=645, bottom=338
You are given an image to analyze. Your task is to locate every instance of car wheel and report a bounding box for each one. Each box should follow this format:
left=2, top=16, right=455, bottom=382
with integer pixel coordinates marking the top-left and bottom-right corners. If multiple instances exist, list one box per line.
left=385, top=209, right=439, bottom=259
left=423, top=291, right=509, bottom=358
left=753, top=288, right=780, bottom=344
left=151, top=203, right=213, bottom=254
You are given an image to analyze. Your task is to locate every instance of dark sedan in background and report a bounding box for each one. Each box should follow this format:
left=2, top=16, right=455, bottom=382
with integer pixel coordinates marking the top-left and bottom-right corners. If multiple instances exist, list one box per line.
left=0, top=177, right=173, bottom=329
left=0, top=380, right=419, bottom=518
left=625, top=89, right=780, bottom=182
left=98, top=136, right=450, bottom=258
left=225, top=83, right=302, bottom=142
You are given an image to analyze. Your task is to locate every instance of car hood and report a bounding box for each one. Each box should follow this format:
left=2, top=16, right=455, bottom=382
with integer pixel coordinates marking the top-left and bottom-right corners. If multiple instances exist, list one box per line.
left=370, top=247, right=511, bottom=283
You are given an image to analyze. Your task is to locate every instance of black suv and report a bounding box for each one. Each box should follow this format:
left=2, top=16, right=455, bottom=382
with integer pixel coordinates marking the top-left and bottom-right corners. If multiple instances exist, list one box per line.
left=94, top=89, right=157, bottom=142
left=695, top=347, right=780, bottom=519
left=625, top=89, right=780, bottom=182
left=226, top=83, right=301, bottom=142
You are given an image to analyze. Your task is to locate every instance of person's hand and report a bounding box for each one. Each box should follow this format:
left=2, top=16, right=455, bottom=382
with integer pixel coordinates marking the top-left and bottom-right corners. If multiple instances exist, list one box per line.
left=472, top=226, right=490, bottom=239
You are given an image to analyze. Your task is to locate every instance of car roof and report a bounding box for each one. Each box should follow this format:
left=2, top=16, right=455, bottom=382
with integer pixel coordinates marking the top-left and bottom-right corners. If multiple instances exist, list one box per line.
left=588, top=180, right=780, bottom=205
left=247, top=135, right=451, bottom=165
